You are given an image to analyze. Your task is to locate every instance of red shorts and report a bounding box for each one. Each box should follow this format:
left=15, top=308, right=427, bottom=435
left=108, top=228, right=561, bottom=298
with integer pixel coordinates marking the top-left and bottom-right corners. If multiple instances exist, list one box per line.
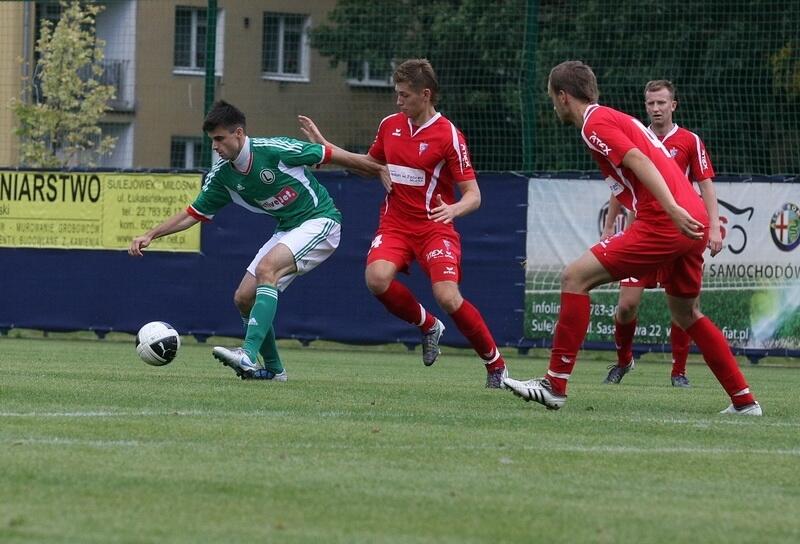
left=592, top=221, right=708, bottom=297
left=366, top=222, right=462, bottom=283
left=619, top=270, right=660, bottom=289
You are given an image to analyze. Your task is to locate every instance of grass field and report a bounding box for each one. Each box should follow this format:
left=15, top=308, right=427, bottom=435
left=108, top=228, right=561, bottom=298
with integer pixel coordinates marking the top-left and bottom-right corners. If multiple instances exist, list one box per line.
left=2, top=335, right=799, bottom=543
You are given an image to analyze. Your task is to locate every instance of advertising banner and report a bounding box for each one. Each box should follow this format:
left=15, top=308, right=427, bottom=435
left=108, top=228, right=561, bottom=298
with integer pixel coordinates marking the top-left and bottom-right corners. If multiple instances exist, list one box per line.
left=0, top=170, right=202, bottom=251
left=525, top=177, right=800, bottom=350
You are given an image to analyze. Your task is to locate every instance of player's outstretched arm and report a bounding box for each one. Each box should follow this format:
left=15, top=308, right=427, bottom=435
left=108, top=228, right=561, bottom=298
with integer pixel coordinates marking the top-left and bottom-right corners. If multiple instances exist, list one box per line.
left=298, top=115, right=391, bottom=192
left=129, top=209, right=199, bottom=257
left=621, top=149, right=703, bottom=239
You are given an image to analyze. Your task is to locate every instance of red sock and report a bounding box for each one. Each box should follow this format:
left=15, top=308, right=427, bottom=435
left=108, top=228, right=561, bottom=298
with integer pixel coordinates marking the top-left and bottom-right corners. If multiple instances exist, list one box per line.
left=670, top=323, right=691, bottom=377
left=686, top=317, right=755, bottom=406
left=614, top=318, right=636, bottom=366
left=375, top=280, right=436, bottom=331
left=449, top=299, right=505, bottom=371
left=547, top=292, right=590, bottom=395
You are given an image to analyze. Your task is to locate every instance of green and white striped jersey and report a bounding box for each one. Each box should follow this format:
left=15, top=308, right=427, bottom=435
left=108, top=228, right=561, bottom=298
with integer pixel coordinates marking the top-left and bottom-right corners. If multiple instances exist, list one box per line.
left=189, top=137, right=341, bottom=231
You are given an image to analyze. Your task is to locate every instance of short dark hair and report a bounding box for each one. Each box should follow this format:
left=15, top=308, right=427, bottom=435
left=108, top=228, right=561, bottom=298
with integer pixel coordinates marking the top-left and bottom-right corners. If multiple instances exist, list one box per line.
left=644, top=79, right=676, bottom=100
left=548, top=60, right=599, bottom=103
left=202, top=100, right=246, bottom=132
left=393, top=58, right=440, bottom=105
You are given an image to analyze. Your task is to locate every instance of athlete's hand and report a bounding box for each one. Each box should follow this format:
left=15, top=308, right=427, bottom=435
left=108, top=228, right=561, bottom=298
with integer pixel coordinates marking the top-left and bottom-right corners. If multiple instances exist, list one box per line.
left=708, top=229, right=723, bottom=256
left=129, top=234, right=153, bottom=257
left=431, top=194, right=456, bottom=224
left=669, top=206, right=705, bottom=240
left=600, top=226, right=615, bottom=241
left=378, top=166, right=393, bottom=193
left=298, top=115, right=328, bottom=145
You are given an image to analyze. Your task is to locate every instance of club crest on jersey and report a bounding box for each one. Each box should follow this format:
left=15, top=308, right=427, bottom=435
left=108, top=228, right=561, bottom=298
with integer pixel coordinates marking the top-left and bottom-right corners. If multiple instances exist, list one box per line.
left=669, top=147, right=678, bottom=158
left=419, top=142, right=428, bottom=155
left=259, top=169, right=276, bottom=184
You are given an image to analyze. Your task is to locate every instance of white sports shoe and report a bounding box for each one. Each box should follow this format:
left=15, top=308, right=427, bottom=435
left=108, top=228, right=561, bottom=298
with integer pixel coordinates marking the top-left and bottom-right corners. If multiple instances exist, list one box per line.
left=421, top=318, right=445, bottom=366
left=212, top=346, right=258, bottom=379
left=503, top=376, right=567, bottom=410
left=719, top=401, right=762, bottom=416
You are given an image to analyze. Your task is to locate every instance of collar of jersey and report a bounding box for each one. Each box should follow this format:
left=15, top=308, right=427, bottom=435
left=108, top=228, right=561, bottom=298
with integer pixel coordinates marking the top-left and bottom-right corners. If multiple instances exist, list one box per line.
left=582, top=103, right=601, bottom=127
left=407, top=112, right=442, bottom=138
left=231, top=136, right=253, bottom=174
left=648, top=122, right=679, bottom=141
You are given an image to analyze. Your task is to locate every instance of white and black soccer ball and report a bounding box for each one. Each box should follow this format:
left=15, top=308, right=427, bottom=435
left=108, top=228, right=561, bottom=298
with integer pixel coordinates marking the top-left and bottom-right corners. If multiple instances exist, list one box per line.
left=135, top=321, right=181, bottom=366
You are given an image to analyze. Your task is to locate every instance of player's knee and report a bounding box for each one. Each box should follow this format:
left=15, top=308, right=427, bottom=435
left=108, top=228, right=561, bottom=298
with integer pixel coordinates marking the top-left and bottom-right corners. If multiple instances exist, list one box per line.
left=233, top=289, right=253, bottom=314
left=617, top=301, right=639, bottom=321
left=433, top=288, right=462, bottom=314
left=560, top=264, right=587, bottom=292
left=365, top=272, right=391, bottom=295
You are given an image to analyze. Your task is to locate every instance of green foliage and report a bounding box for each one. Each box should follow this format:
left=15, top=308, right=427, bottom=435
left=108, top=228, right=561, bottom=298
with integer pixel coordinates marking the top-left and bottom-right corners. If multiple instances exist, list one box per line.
left=9, top=0, right=116, bottom=168
left=310, top=0, right=527, bottom=170
left=310, top=0, right=800, bottom=174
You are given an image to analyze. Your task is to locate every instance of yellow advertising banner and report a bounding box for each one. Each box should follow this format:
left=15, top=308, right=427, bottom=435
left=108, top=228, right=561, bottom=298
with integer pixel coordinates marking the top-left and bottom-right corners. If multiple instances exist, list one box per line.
left=0, top=170, right=202, bottom=251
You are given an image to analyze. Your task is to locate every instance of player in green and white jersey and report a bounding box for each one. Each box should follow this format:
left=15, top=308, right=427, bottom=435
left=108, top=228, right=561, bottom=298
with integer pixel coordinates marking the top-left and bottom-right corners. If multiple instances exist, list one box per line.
left=129, top=100, right=383, bottom=381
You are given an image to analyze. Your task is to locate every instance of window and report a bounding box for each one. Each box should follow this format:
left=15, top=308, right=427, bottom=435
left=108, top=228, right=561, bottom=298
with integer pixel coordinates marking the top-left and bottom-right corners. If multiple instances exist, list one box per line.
left=170, top=137, right=204, bottom=169
left=346, top=60, right=393, bottom=87
left=262, top=12, right=310, bottom=81
left=174, top=7, right=225, bottom=75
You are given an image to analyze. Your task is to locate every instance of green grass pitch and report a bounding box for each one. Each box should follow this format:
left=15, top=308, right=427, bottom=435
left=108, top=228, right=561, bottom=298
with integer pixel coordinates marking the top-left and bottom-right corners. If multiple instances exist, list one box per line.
left=1, top=335, right=798, bottom=543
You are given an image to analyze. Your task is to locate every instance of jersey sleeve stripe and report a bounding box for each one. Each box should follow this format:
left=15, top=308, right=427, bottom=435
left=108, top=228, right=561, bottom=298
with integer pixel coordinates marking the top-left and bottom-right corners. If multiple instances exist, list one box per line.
left=186, top=205, right=212, bottom=222
left=449, top=122, right=464, bottom=175
left=690, top=131, right=708, bottom=175
left=321, top=144, right=333, bottom=164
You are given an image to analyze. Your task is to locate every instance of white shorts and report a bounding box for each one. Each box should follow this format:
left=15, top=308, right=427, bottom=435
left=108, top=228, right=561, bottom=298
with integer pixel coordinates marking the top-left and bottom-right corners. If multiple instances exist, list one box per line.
left=247, top=217, right=341, bottom=291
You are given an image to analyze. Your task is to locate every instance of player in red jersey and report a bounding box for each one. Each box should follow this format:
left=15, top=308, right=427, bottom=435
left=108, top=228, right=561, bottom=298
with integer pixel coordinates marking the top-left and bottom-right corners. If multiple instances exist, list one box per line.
left=299, top=58, right=509, bottom=388
left=601, top=80, right=722, bottom=388
left=504, top=61, right=761, bottom=415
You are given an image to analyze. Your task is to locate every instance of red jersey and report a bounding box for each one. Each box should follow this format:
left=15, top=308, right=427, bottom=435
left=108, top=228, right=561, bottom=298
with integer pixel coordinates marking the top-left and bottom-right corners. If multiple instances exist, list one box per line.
left=368, top=112, right=475, bottom=224
left=657, top=124, right=715, bottom=182
left=582, top=104, right=708, bottom=228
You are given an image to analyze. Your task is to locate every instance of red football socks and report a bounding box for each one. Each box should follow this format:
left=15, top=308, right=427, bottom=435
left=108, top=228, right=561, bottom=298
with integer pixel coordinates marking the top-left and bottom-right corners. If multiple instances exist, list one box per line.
left=670, top=323, right=691, bottom=377
left=449, top=299, right=505, bottom=371
left=686, top=317, right=755, bottom=406
left=614, top=318, right=637, bottom=366
left=375, top=280, right=437, bottom=331
left=546, top=292, right=591, bottom=395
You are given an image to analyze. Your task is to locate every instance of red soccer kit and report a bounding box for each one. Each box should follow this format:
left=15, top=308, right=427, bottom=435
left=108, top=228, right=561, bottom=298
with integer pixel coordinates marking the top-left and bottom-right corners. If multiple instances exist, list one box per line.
left=620, top=124, right=716, bottom=288
left=367, top=112, right=475, bottom=283
left=584, top=105, right=709, bottom=297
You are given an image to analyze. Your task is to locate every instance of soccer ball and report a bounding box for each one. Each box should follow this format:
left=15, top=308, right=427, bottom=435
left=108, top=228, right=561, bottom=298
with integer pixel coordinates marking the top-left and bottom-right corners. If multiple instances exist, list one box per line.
left=135, top=321, right=181, bottom=366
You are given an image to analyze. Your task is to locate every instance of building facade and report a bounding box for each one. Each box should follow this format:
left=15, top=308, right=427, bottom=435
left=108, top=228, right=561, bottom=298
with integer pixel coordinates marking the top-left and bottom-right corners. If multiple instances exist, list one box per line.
left=0, top=0, right=395, bottom=169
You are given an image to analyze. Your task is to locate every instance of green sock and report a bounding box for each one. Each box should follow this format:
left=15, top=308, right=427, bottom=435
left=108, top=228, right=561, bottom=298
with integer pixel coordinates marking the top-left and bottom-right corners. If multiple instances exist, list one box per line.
left=241, top=314, right=283, bottom=373
left=242, top=285, right=279, bottom=363
left=259, top=326, right=284, bottom=374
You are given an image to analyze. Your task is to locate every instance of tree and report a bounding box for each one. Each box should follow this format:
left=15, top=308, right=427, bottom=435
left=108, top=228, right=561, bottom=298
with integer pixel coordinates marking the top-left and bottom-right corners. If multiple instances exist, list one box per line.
left=310, top=0, right=799, bottom=175
left=10, top=0, right=116, bottom=168
left=310, top=0, right=528, bottom=171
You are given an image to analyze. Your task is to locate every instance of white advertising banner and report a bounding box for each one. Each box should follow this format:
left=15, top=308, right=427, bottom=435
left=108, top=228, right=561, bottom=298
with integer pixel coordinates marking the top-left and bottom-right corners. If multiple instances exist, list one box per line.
left=525, top=177, right=800, bottom=351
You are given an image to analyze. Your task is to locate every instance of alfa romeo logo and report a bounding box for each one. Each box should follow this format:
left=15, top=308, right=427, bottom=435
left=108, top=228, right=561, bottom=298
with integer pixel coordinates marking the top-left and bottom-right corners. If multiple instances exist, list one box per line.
left=259, top=169, right=276, bottom=184
left=769, top=202, right=800, bottom=252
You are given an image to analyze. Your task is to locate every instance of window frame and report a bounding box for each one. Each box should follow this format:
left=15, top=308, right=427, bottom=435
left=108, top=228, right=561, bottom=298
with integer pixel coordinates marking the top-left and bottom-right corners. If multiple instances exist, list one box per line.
left=261, top=12, right=311, bottom=83
left=173, top=6, right=224, bottom=77
left=346, top=60, right=394, bottom=88
left=170, top=136, right=205, bottom=169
